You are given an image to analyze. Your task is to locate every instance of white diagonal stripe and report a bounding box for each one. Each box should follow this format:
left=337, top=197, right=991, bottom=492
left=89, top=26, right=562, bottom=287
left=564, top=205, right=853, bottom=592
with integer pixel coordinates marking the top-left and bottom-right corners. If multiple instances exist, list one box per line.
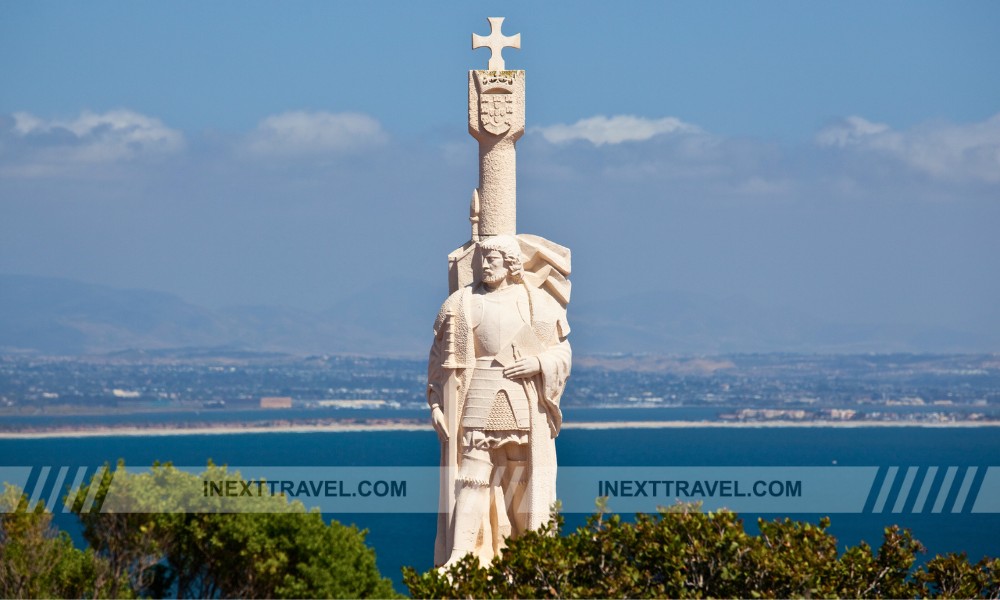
left=27, top=466, right=50, bottom=511
left=912, top=466, right=938, bottom=513
left=951, top=467, right=978, bottom=513
left=44, top=466, right=69, bottom=514
left=80, top=466, right=107, bottom=513
left=892, top=467, right=918, bottom=513
left=63, top=467, right=89, bottom=513
left=932, top=466, right=958, bottom=513
left=872, top=466, right=898, bottom=513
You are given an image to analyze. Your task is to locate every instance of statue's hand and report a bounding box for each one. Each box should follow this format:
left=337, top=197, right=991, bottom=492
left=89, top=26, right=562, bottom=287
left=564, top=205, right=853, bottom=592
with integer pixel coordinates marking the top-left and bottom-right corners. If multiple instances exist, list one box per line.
left=431, top=405, right=449, bottom=442
left=504, top=357, right=541, bottom=379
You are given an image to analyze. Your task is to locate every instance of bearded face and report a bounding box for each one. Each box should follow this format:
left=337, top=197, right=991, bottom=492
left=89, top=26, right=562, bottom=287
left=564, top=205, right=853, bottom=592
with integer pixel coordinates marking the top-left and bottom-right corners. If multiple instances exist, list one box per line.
left=480, top=249, right=510, bottom=287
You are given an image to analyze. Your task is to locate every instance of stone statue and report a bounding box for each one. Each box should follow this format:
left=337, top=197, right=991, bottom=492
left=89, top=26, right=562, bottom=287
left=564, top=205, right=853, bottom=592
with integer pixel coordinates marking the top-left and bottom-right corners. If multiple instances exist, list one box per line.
left=428, top=18, right=573, bottom=568
left=429, top=235, right=571, bottom=567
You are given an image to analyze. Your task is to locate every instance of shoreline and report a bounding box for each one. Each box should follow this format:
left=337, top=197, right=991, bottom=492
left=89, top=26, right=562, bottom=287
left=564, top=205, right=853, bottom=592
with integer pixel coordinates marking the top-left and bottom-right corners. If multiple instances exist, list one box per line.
left=1, top=419, right=999, bottom=439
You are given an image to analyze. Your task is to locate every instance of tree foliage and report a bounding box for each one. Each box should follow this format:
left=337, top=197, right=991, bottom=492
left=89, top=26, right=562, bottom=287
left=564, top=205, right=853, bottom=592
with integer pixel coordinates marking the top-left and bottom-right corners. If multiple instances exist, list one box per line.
left=0, top=461, right=400, bottom=599
left=68, top=461, right=399, bottom=599
left=404, top=503, right=1000, bottom=599
left=0, top=485, right=121, bottom=599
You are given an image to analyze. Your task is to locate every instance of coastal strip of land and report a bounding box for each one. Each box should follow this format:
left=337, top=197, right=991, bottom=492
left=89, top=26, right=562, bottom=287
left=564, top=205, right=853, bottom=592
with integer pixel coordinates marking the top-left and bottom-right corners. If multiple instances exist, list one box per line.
left=1, top=419, right=999, bottom=439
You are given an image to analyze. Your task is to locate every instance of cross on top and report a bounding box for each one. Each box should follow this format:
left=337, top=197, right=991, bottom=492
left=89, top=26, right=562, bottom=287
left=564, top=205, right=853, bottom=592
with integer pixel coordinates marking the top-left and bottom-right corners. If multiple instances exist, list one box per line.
left=472, top=17, right=520, bottom=71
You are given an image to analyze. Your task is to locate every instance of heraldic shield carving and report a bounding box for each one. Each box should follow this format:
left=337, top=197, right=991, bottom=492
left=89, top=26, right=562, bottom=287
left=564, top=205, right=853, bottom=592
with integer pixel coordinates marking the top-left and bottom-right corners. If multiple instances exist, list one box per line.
left=480, top=92, right=514, bottom=135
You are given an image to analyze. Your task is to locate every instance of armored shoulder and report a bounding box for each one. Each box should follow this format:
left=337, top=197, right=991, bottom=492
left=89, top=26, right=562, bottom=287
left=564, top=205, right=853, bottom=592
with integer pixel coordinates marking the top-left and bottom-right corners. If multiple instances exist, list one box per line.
left=433, top=286, right=471, bottom=336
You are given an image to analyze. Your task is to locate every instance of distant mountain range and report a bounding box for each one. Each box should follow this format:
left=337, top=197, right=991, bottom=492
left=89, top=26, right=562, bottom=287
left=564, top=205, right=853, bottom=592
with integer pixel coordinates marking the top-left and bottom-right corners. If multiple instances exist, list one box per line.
left=0, top=274, right=438, bottom=356
left=0, top=274, right=994, bottom=356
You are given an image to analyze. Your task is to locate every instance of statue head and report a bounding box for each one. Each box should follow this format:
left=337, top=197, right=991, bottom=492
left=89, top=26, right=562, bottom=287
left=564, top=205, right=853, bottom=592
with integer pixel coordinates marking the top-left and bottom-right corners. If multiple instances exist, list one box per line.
left=477, top=235, right=524, bottom=288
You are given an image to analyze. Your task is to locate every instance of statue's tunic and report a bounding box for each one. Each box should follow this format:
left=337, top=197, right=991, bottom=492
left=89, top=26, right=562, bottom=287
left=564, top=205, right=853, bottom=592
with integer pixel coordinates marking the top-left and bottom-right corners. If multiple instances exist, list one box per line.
left=428, top=280, right=571, bottom=565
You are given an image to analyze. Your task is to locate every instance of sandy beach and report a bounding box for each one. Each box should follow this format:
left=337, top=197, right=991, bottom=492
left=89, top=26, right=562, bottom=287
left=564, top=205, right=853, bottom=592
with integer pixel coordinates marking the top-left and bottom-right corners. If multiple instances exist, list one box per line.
left=1, top=419, right=998, bottom=439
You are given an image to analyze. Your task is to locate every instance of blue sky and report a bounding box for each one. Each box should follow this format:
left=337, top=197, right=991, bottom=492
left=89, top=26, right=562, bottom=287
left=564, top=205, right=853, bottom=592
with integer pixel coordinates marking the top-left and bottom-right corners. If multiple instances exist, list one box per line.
left=2, top=1, right=999, bottom=350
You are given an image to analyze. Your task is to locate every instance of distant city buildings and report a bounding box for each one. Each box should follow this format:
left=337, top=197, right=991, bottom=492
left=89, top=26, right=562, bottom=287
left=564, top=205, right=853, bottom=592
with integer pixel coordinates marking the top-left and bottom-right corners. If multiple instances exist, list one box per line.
left=0, top=353, right=996, bottom=428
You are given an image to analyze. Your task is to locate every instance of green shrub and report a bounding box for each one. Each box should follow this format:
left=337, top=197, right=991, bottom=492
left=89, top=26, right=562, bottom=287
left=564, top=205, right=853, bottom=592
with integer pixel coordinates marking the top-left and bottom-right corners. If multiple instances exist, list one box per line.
left=404, top=503, right=999, bottom=599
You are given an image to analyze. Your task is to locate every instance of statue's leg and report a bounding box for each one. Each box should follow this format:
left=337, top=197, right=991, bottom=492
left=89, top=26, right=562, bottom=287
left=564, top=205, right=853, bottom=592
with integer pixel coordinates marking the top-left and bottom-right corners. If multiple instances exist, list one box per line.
left=445, top=480, right=490, bottom=567
left=502, top=442, right=530, bottom=535
left=491, top=449, right=512, bottom=554
left=444, top=440, right=493, bottom=568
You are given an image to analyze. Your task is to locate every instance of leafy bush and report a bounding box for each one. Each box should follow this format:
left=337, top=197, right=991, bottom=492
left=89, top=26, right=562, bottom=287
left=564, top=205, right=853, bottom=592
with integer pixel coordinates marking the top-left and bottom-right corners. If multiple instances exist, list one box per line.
left=404, top=503, right=1000, bottom=599
left=2, top=462, right=398, bottom=599
left=0, top=484, right=122, bottom=598
left=72, top=461, right=399, bottom=598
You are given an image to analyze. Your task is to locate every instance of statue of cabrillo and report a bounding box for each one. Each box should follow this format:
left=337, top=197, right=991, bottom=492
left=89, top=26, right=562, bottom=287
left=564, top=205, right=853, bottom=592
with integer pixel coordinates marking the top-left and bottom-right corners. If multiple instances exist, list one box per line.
left=428, top=17, right=572, bottom=568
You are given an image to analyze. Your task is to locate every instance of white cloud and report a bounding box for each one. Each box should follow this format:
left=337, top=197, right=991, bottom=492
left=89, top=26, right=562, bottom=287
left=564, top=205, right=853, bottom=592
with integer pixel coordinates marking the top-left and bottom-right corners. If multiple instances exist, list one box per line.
left=1, top=109, right=183, bottom=178
left=244, top=110, right=387, bottom=157
left=816, top=113, right=1000, bottom=184
left=13, top=109, right=182, bottom=161
left=534, top=114, right=700, bottom=146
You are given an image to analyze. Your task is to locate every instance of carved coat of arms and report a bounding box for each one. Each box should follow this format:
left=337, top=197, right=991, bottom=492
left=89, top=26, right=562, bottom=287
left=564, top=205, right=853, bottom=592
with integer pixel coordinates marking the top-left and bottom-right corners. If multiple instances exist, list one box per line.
left=480, top=93, right=513, bottom=135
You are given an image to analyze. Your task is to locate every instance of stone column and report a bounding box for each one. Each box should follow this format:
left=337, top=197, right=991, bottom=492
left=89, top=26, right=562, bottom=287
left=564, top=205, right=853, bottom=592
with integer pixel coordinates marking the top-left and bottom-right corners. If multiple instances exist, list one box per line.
left=468, top=70, right=525, bottom=238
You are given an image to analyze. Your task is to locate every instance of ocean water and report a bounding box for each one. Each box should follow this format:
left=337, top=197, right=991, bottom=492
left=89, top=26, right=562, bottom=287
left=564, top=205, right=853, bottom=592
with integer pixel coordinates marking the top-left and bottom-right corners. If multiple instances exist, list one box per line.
left=1, top=426, right=998, bottom=594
